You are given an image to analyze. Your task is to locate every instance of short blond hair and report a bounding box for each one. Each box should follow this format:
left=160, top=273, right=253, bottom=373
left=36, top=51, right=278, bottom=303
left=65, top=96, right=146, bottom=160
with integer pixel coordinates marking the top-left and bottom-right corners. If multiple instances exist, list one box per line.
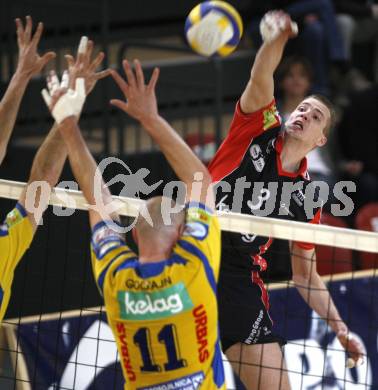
left=135, top=196, right=185, bottom=239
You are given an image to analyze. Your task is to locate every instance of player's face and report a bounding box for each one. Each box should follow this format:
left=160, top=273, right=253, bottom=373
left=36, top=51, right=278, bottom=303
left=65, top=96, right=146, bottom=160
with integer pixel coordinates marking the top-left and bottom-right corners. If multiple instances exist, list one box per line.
left=284, top=97, right=329, bottom=147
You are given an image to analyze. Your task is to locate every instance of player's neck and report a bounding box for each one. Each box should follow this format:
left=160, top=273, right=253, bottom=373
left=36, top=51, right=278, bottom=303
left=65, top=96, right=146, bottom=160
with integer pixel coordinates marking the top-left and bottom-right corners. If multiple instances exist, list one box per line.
left=280, top=136, right=307, bottom=173
left=138, top=239, right=173, bottom=264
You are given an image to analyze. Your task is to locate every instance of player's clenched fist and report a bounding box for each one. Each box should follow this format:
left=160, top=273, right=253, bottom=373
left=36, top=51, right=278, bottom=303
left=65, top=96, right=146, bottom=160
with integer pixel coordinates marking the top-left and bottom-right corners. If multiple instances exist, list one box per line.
left=260, top=10, right=298, bottom=43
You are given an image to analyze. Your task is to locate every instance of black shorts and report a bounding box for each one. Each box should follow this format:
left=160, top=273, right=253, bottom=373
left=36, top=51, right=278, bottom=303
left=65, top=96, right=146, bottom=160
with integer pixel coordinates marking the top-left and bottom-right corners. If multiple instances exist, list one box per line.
left=218, top=266, right=286, bottom=352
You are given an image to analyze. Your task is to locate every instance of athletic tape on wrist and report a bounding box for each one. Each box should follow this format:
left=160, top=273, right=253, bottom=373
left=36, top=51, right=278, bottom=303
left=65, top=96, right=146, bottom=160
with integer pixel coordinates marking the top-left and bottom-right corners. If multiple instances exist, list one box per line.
left=51, top=78, right=86, bottom=124
left=260, top=15, right=297, bottom=42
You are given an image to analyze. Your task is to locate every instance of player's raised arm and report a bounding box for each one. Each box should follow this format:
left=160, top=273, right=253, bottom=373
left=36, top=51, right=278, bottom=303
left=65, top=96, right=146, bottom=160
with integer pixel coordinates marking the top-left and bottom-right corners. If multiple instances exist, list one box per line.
left=19, top=36, right=110, bottom=229
left=240, top=11, right=297, bottom=114
left=110, top=59, right=214, bottom=210
left=0, top=16, right=55, bottom=165
left=43, top=78, right=116, bottom=229
left=40, top=37, right=113, bottom=229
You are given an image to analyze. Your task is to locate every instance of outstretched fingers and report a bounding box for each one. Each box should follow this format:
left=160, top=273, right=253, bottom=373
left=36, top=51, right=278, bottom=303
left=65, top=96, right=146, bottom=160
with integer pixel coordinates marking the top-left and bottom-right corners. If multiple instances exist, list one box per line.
left=110, top=99, right=129, bottom=112
left=40, top=51, right=56, bottom=67
left=94, top=68, right=112, bottom=81
left=31, top=21, right=43, bottom=47
left=64, top=54, right=75, bottom=68
left=122, top=60, right=137, bottom=89
left=89, top=51, right=105, bottom=72
left=110, top=69, right=129, bottom=96
left=15, top=18, right=25, bottom=46
left=47, top=71, right=60, bottom=95
left=24, top=15, right=32, bottom=43
left=84, top=40, right=94, bottom=65
left=133, top=59, right=145, bottom=88
left=77, top=36, right=88, bottom=64
left=147, top=67, right=160, bottom=92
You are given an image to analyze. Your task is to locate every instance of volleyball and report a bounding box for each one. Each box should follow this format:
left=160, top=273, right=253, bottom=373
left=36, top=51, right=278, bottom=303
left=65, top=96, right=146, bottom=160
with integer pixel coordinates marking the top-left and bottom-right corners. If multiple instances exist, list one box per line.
left=185, top=1, right=243, bottom=57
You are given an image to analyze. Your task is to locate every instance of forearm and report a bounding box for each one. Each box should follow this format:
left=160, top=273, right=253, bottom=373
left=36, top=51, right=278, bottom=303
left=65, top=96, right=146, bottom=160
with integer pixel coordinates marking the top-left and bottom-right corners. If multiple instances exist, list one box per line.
left=0, top=71, right=31, bottom=161
left=294, top=272, right=347, bottom=334
left=28, top=124, right=67, bottom=186
left=241, top=35, right=288, bottom=113
left=142, top=115, right=211, bottom=187
left=251, top=36, right=288, bottom=85
left=57, top=117, right=114, bottom=222
left=57, top=118, right=101, bottom=204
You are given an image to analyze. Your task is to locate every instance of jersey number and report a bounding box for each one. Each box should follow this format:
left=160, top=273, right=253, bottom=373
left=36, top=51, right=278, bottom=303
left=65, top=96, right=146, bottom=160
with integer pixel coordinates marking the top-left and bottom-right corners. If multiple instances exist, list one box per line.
left=134, top=324, right=186, bottom=372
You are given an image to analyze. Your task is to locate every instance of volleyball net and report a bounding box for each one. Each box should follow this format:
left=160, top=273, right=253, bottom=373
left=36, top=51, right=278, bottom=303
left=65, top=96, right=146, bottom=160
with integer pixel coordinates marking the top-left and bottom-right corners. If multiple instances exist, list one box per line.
left=0, top=179, right=377, bottom=390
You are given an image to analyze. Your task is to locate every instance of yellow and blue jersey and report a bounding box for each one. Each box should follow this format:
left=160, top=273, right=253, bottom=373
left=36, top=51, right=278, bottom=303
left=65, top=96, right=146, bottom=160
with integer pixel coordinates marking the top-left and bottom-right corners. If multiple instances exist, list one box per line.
left=91, top=202, right=225, bottom=390
left=0, top=203, right=33, bottom=321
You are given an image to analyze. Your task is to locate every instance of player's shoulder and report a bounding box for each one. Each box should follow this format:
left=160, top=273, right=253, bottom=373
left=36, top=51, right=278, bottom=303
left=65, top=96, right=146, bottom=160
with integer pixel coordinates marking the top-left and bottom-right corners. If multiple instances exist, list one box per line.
left=235, top=98, right=281, bottom=129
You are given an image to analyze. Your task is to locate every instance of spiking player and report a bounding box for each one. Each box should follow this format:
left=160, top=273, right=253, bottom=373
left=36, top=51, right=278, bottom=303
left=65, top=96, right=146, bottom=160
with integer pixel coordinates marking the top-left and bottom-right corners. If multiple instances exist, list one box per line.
left=43, top=58, right=225, bottom=389
left=0, top=24, right=109, bottom=321
left=208, top=10, right=364, bottom=390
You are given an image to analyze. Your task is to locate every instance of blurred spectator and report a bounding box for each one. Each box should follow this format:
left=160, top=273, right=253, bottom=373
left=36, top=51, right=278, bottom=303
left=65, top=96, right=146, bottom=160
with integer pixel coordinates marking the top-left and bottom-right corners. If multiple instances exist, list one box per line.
left=337, top=85, right=378, bottom=212
left=335, top=0, right=378, bottom=82
left=276, top=56, right=339, bottom=211
left=247, top=0, right=347, bottom=95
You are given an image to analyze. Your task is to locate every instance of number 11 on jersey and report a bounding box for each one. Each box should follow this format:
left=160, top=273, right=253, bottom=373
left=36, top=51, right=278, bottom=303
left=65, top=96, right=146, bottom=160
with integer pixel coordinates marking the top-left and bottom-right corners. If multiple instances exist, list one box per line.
left=134, top=324, right=187, bottom=372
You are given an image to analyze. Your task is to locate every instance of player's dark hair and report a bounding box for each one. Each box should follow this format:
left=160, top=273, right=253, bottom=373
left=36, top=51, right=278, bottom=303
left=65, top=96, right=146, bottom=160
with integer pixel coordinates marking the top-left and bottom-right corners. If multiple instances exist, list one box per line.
left=277, top=55, right=313, bottom=84
left=307, top=94, right=336, bottom=138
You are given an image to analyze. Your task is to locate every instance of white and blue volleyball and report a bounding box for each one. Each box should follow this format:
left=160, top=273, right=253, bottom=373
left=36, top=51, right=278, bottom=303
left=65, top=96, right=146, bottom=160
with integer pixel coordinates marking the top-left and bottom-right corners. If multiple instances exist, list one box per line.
left=185, top=1, right=243, bottom=57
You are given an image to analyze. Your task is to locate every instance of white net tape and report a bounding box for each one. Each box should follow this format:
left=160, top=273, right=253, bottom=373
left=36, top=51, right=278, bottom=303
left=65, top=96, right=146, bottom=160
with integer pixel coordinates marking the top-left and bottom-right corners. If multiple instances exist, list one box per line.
left=1, top=178, right=377, bottom=253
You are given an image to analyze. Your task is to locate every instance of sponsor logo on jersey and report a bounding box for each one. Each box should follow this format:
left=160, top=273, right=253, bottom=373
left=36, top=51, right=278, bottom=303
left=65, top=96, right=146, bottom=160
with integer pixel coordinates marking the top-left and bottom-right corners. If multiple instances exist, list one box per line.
left=118, top=283, right=193, bottom=320
left=125, top=277, right=172, bottom=290
left=263, top=105, right=279, bottom=130
left=292, top=189, right=306, bottom=207
left=266, top=138, right=275, bottom=155
left=249, top=144, right=265, bottom=172
left=187, top=207, right=211, bottom=224
left=193, top=304, right=209, bottom=363
left=6, top=208, right=23, bottom=228
left=93, top=225, right=121, bottom=246
left=115, top=322, right=136, bottom=382
left=183, top=222, right=208, bottom=240
left=279, top=202, right=295, bottom=218
left=138, top=371, right=205, bottom=390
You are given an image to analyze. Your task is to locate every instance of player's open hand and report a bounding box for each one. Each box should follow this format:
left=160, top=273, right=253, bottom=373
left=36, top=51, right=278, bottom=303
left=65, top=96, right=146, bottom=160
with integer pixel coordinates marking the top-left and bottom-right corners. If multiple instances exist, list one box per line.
left=337, top=330, right=365, bottom=369
left=15, top=16, right=56, bottom=78
left=260, top=10, right=298, bottom=43
left=41, top=70, right=86, bottom=124
left=110, top=59, right=160, bottom=126
left=64, top=36, right=111, bottom=96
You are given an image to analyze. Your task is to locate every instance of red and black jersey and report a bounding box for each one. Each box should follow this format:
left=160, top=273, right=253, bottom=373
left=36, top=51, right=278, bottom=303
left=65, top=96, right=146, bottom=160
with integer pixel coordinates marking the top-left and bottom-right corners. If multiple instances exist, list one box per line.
left=208, top=99, right=321, bottom=273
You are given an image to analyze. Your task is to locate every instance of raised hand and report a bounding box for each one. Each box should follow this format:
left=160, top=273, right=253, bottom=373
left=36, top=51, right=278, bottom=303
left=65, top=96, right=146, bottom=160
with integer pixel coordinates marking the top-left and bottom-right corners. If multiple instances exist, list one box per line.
left=110, top=59, right=160, bottom=126
left=41, top=71, right=85, bottom=124
left=64, top=36, right=111, bottom=96
left=259, top=10, right=298, bottom=43
left=15, top=16, right=56, bottom=78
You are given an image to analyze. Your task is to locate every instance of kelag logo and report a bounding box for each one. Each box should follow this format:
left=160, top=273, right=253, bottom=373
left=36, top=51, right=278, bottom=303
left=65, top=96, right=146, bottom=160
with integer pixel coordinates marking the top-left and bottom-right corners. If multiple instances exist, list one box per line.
left=118, top=283, right=193, bottom=320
